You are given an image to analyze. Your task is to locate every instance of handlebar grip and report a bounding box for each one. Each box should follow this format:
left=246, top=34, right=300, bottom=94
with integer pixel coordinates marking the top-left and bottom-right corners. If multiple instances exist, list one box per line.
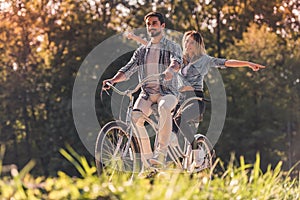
left=102, top=81, right=112, bottom=90
left=105, top=82, right=112, bottom=87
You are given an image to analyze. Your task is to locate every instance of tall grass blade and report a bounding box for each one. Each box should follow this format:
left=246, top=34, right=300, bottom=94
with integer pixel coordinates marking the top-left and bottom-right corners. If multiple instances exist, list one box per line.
left=0, top=144, right=5, bottom=176
left=59, top=148, right=86, bottom=177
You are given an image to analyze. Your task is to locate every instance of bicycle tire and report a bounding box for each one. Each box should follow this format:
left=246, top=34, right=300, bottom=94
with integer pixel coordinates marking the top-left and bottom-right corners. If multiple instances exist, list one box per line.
left=95, top=121, right=140, bottom=180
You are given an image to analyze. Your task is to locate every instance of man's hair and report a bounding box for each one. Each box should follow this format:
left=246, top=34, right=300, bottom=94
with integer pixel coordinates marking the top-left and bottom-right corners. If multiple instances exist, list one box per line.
left=144, top=12, right=165, bottom=24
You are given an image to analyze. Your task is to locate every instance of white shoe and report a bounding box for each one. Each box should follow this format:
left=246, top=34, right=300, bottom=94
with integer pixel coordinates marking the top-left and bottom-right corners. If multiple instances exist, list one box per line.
left=193, top=149, right=205, bottom=168
left=149, top=151, right=166, bottom=167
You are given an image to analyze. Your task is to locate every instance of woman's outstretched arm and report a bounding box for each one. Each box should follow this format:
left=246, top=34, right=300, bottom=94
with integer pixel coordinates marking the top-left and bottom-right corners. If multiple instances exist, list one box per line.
left=225, top=60, right=266, bottom=71
left=124, top=31, right=148, bottom=45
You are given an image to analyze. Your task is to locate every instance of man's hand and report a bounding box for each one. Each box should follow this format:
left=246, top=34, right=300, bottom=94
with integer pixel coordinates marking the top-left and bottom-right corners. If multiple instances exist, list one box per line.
left=102, top=72, right=126, bottom=91
left=102, top=79, right=114, bottom=91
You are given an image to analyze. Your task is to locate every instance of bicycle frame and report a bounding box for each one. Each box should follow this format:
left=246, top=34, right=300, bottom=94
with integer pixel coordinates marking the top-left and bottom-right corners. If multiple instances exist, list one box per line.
left=105, top=74, right=162, bottom=165
left=104, top=74, right=212, bottom=171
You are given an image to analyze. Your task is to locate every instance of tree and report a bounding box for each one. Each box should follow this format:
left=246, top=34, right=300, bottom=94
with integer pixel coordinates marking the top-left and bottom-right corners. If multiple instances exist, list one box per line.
left=0, top=0, right=116, bottom=176
left=218, top=23, right=299, bottom=169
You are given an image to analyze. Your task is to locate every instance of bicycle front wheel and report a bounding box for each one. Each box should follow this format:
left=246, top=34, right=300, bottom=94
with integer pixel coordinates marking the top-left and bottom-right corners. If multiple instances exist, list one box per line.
left=95, top=121, right=140, bottom=180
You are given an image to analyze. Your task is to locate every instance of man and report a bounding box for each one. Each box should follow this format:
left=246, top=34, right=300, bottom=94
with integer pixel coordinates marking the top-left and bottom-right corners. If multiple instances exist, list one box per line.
left=102, top=12, right=182, bottom=167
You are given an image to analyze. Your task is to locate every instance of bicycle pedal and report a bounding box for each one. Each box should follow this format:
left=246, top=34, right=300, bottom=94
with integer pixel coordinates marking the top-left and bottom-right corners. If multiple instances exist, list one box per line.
left=145, top=168, right=159, bottom=178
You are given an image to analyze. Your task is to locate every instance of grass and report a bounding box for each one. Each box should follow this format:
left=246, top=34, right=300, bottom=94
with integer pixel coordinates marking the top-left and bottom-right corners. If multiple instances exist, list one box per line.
left=0, top=144, right=299, bottom=200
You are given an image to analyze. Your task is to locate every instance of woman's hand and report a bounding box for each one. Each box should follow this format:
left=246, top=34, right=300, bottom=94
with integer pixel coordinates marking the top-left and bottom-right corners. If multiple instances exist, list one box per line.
left=163, top=68, right=175, bottom=81
left=248, top=62, right=266, bottom=71
left=179, top=85, right=194, bottom=92
left=124, top=31, right=135, bottom=40
left=124, top=31, right=148, bottom=45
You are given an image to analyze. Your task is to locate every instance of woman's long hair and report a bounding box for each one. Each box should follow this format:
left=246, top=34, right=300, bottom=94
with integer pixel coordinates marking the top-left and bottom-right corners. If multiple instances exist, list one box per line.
left=182, top=31, right=206, bottom=64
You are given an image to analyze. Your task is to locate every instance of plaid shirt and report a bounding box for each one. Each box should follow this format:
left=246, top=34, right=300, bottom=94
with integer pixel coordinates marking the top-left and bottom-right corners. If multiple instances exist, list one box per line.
left=119, top=37, right=182, bottom=98
left=178, top=54, right=227, bottom=92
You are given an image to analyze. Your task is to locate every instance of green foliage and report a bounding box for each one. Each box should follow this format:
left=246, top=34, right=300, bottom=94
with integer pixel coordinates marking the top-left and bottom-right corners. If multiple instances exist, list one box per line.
left=0, top=144, right=5, bottom=176
left=0, top=151, right=299, bottom=199
left=218, top=22, right=300, bottom=169
left=0, top=0, right=114, bottom=176
left=59, top=144, right=96, bottom=177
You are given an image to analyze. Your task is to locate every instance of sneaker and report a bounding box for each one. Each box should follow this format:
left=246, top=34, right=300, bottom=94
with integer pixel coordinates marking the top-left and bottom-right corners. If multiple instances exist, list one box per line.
left=149, top=151, right=166, bottom=167
left=193, top=149, right=205, bottom=168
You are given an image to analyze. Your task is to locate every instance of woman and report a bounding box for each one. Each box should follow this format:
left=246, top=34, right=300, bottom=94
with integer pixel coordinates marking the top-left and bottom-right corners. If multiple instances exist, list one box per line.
left=125, top=30, right=265, bottom=148
left=174, top=30, right=265, bottom=146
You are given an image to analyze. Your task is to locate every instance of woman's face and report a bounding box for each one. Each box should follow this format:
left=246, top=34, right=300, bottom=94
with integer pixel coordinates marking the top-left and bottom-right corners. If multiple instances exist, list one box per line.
left=184, top=35, right=197, bottom=57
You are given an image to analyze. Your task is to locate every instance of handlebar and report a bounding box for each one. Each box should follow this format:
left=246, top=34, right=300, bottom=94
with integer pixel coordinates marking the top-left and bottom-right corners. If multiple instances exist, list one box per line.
left=104, top=74, right=165, bottom=98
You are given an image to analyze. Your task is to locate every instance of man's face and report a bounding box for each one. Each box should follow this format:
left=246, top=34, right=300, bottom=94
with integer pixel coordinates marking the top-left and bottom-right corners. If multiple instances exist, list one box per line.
left=145, top=16, right=165, bottom=37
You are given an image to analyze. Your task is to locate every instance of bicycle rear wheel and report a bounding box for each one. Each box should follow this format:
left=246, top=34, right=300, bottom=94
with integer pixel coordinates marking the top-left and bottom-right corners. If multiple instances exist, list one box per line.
left=95, top=121, right=140, bottom=180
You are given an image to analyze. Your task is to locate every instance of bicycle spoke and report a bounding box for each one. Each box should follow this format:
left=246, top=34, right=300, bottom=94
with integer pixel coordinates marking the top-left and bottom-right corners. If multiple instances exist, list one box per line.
left=95, top=122, right=140, bottom=180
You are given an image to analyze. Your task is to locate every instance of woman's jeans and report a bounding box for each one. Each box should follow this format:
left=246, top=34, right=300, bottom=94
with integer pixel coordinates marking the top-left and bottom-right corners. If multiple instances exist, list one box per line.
left=173, top=91, right=205, bottom=145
